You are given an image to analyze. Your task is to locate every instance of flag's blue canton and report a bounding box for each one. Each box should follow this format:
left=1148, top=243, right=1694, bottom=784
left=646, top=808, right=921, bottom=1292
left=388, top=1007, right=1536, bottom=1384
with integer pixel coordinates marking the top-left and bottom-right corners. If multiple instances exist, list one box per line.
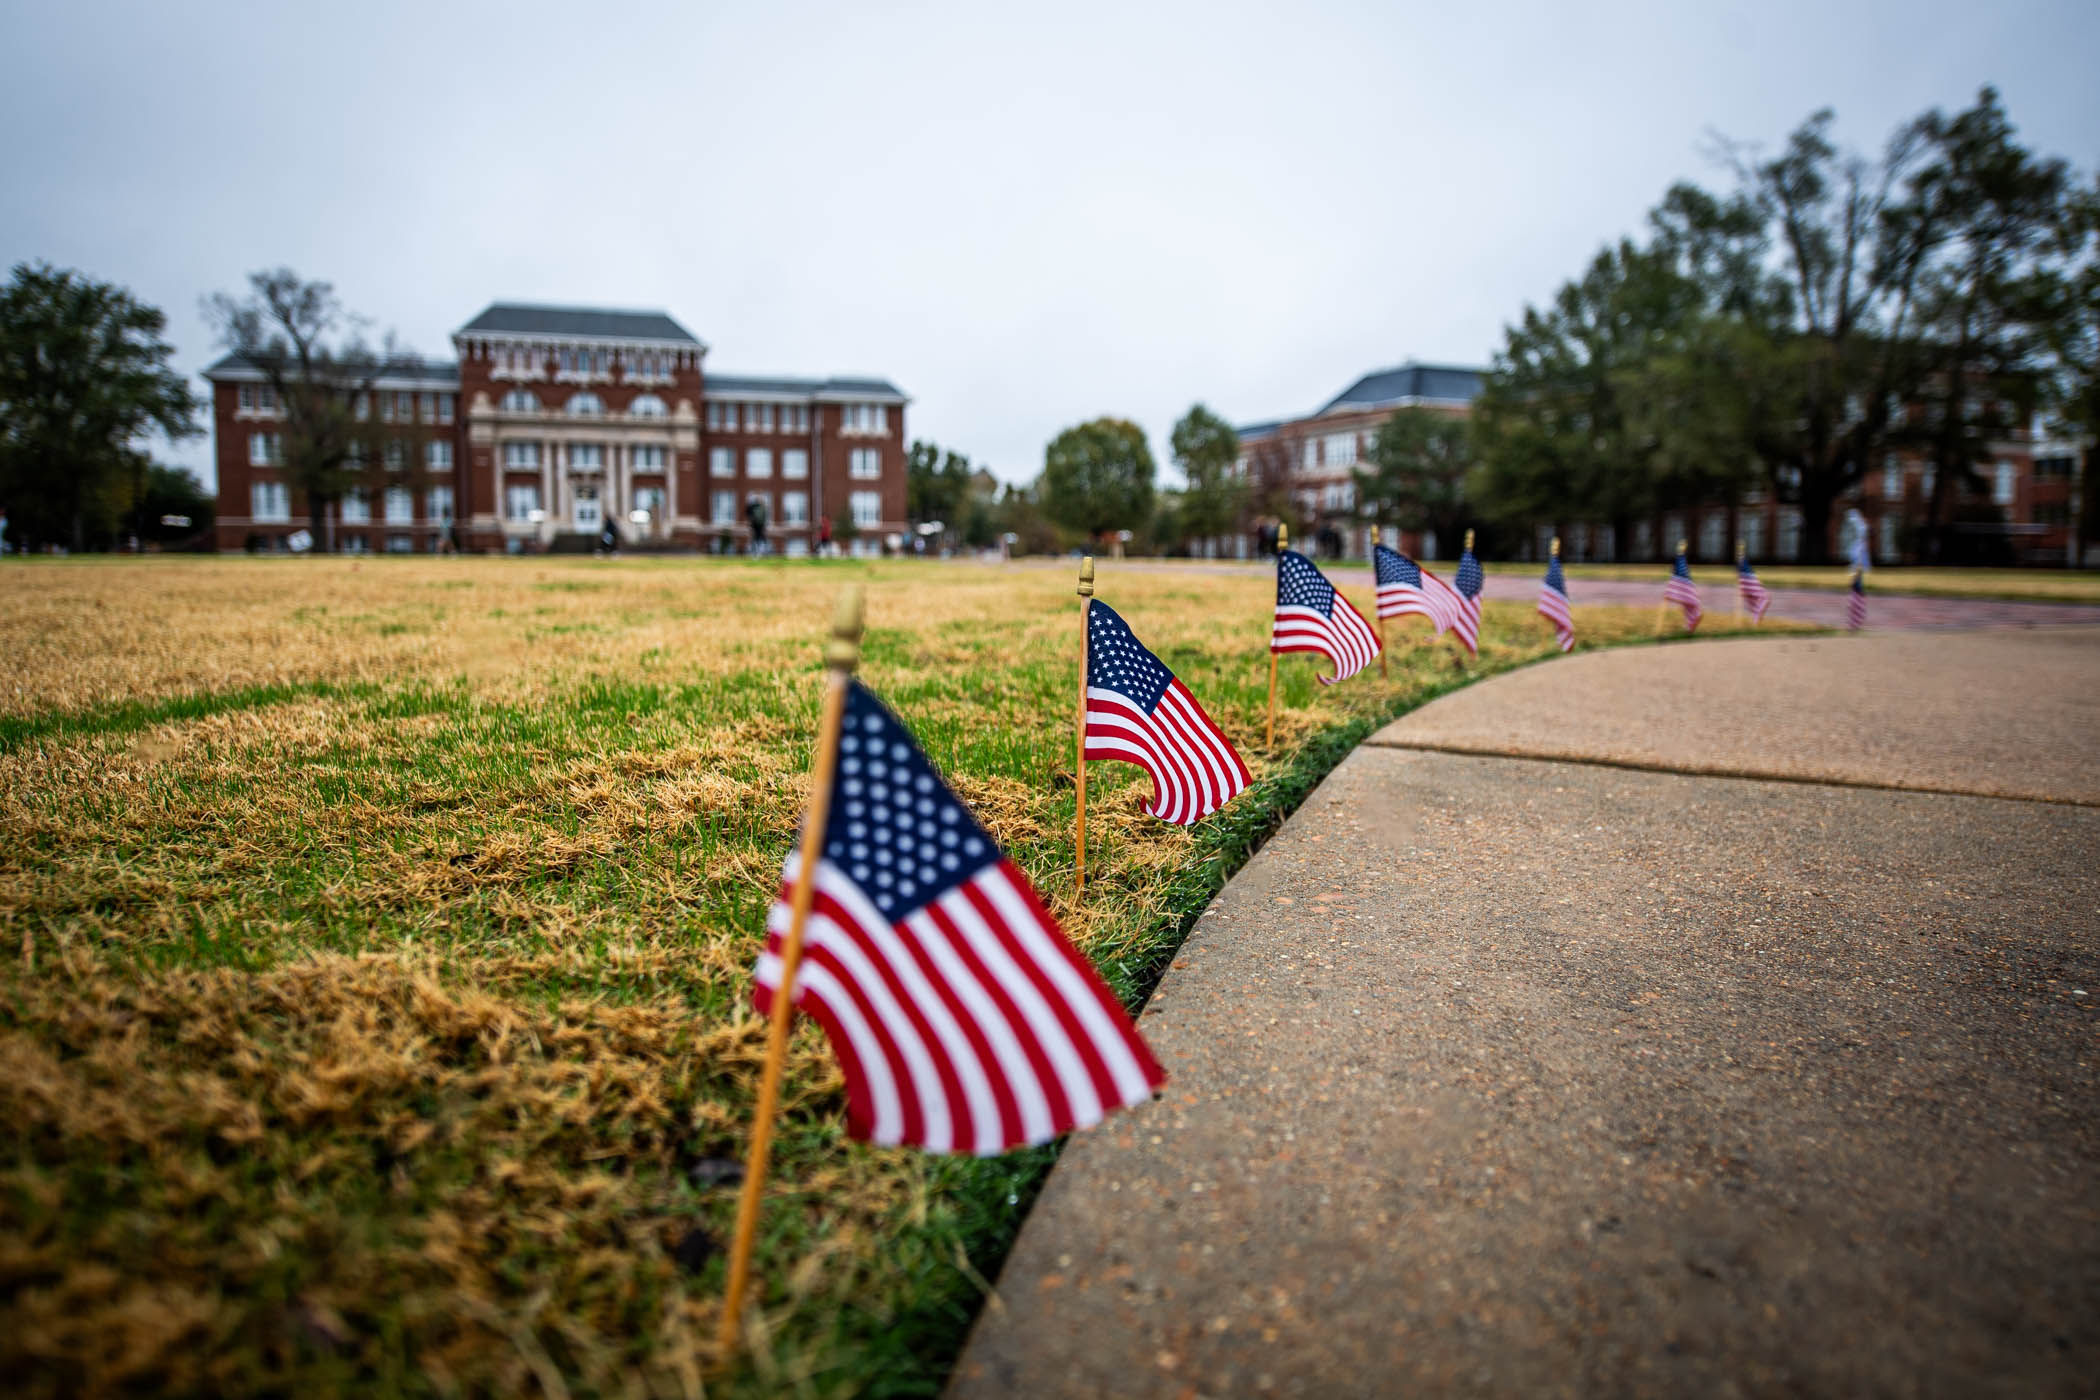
left=1278, top=550, right=1336, bottom=615
left=1087, top=601, right=1172, bottom=711
left=1544, top=554, right=1566, bottom=592
left=1373, top=544, right=1421, bottom=587
left=1738, top=559, right=1756, bottom=579
left=1673, top=554, right=1694, bottom=580
left=828, top=680, right=996, bottom=923
left=1456, top=550, right=1483, bottom=600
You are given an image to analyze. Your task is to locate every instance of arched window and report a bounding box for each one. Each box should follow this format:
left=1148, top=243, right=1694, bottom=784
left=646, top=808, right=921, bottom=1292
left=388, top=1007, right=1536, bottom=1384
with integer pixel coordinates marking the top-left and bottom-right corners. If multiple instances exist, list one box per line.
left=629, top=394, right=668, bottom=418
left=566, top=391, right=605, bottom=416
left=501, top=388, right=539, bottom=413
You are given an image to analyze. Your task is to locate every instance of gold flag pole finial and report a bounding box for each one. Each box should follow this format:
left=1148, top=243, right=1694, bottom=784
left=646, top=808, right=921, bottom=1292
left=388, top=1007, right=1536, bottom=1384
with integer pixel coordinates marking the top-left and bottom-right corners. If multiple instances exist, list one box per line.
left=1465, top=528, right=1475, bottom=552
left=1078, top=555, right=1095, bottom=598
left=1277, top=521, right=1288, bottom=552
left=1678, top=538, right=1689, bottom=555
left=1736, top=539, right=1747, bottom=563
left=1550, top=536, right=1561, bottom=558
left=719, top=582, right=863, bottom=1365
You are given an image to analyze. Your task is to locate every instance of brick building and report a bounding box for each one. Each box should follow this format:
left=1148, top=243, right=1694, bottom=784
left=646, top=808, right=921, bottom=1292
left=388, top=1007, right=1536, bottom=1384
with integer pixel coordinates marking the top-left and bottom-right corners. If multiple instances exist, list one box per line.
left=1232, top=358, right=2086, bottom=565
left=207, top=303, right=908, bottom=555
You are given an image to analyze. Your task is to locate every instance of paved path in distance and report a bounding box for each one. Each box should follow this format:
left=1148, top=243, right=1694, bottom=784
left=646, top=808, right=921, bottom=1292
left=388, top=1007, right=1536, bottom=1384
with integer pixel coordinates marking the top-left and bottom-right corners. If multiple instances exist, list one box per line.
left=950, top=628, right=2100, bottom=1398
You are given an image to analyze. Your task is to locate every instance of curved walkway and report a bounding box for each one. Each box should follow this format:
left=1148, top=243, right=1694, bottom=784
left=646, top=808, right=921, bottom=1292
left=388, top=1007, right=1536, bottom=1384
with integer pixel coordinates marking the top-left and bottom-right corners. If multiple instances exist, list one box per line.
left=951, top=628, right=2100, bottom=1398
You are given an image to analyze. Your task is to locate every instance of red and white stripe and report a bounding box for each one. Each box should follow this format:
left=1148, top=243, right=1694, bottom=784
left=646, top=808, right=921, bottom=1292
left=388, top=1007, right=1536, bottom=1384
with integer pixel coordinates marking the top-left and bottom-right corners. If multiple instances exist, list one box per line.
left=1537, top=585, right=1573, bottom=652
left=1448, top=591, right=1482, bottom=655
left=1664, top=575, right=1703, bottom=632
left=1085, top=678, right=1250, bottom=824
left=755, top=857, right=1164, bottom=1154
left=1272, top=596, right=1382, bottom=684
left=1738, top=574, right=1771, bottom=623
left=1418, top=566, right=1467, bottom=635
left=1376, top=581, right=1445, bottom=627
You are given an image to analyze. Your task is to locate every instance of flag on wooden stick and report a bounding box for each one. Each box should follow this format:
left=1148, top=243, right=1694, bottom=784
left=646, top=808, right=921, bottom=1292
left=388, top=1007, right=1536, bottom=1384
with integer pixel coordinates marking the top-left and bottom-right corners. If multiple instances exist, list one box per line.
left=1737, top=555, right=1771, bottom=623
left=1272, top=548, right=1381, bottom=684
left=1084, top=600, right=1250, bottom=824
left=1449, top=533, right=1484, bottom=656
left=1663, top=545, right=1703, bottom=632
left=1372, top=542, right=1459, bottom=632
left=754, top=678, right=1165, bottom=1154
left=1846, top=569, right=1866, bottom=631
left=1537, top=540, right=1573, bottom=652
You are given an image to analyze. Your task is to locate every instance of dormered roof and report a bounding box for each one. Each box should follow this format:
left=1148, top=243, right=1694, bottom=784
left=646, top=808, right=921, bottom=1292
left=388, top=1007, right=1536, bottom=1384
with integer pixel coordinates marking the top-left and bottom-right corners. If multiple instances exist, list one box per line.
left=704, top=373, right=910, bottom=405
left=457, top=303, right=702, bottom=346
left=1319, top=362, right=1483, bottom=414
left=203, top=351, right=459, bottom=389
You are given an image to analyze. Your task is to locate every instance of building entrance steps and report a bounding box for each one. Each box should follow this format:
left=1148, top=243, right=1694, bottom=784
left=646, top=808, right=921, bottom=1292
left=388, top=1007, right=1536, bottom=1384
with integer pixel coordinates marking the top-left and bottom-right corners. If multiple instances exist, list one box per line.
left=949, top=628, right=2100, bottom=1398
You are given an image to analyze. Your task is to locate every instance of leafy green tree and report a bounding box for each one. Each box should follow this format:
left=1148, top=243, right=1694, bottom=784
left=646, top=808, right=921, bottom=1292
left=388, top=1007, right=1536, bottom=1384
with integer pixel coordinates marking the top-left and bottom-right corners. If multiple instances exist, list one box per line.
left=0, top=262, right=198, bottom=550
left=1168, top=403, right=1244, bottom=546
left=2040, top=175, right=2100, bottom=562
left=1354, top=407, right=1474, bottom=548
left=205, top=269, right=425, bottom=552
left=136, top=463, right=215, bottom=546
left=905, top=438, right=974, bottom=531
left=1041, top=417, right=1155, bottom=540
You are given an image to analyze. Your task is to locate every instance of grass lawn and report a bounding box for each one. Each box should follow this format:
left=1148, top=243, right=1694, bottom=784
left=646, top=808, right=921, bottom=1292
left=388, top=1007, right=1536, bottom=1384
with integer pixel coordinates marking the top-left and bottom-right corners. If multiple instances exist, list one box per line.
left=1559, top=562, right=2100, bottom=604
left=0, top=556, right=1808, bottom=1398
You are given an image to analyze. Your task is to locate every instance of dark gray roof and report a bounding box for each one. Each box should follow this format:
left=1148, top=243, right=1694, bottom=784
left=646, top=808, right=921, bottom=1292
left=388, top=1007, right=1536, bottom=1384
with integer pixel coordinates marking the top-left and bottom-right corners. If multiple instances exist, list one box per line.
left=706, top=373, right=909, bottom=403
left=458, top=303, right=700, bottom=344
left=1234, top=419, right=1281, bottom=443
left=204, top=351, right=459, bottom=384
left=1319, top=362, right=1483, bottom=414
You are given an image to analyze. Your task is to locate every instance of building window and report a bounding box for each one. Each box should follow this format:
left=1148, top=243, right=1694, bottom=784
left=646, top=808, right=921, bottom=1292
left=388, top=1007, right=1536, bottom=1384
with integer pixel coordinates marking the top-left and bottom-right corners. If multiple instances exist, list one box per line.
left=706, top=401, right=722, bottom=430
left=354, top=392, right=370, bottom=421
left=760, top=404, right=776, bottom=432
left=427, top=485, right=454, bottom=523
left=1741, top=513, right=1765, bottom=559
left=724, top=403, right=741, bottom=431
left=849, top=447, right=880, bottom=479
left=783, top=404, right=808, bottom=433
left=427, top=440, right=453, bottom=470
left=380, top=394, right=395, bottom=424
left=1877, top=512, right=1898, bottom=562
left=783, top=448, right=808, bottom=479
left=1301, top=439, right=1318, bottom=471
left=633, top=485, right=666, bottom=525
left=566, top=391, right=605, bottom=416
left=782, top=490, right=809, bottom=525
left=850, top=490, right=881, bottom=527
left=1777, top=507, right=1802, bottom=561
left=571, top=443, right=604, bottom=470
left=437, top=394, right=453, bottom=425
left=1662, top=515, right=1684, bottom=552
left=249, top=432, right=280, bottom=466
left=419, top=393, right=435, bottom=422
left=747, top=447, right=773, bottom=478
left=504, top=441, right=541, bottom=469
left=842, top=403, right=889, bottom=435
left=505, top=484, right=541, bottom=520
left=344, top=533, right=369, bottom=555
left=632, top=444, right=667, bottom=471
left=1323, top=432, right=1357, bottom=467
left=385, top=441, right=405, bottom=470
left=384, top=487, right=413, bottom=524
left=711, top=489, right=736, bottom=525
left=1921, top=465, right=1937, bottom=499
left=710, top=446, right=733, bottom=477
left=1882, top=457, right=1902, bottom=500
left=396, top=392, right=415, bottom=422
left=388, top=533, right=414, bottom=554
left=1993, top=461, right=2017, bottom=505
left=630, top=393, right=667, bottom=418
left=1699, top=512, right=1727, bottom=560
left=342, top=488, right=371, bottom=524
left=502, top=388, right=540, bottom=413
left=251, top=480, right=290, bottom=522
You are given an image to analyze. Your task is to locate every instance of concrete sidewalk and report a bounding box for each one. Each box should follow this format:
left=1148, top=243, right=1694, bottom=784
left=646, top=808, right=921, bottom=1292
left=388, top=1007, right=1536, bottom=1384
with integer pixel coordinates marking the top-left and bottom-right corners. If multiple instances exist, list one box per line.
left=951, top=629, right=2100, bottom=1398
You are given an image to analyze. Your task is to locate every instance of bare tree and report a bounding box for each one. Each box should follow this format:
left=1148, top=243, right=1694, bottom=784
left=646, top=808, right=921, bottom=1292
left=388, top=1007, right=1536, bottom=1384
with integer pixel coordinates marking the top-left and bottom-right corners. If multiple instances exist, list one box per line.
left=204, top=270, right=425, bottom=552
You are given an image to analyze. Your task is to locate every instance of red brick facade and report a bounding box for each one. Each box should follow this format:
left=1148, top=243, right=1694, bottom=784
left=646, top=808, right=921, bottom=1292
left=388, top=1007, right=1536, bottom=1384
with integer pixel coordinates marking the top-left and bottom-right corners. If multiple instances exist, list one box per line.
left=208, top=303, right=909, bottom=555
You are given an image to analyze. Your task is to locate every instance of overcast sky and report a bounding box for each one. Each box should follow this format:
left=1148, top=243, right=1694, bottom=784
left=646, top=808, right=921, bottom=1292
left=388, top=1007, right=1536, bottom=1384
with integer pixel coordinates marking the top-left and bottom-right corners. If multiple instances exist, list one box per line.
left=3, top=0, right=2096, bottom=492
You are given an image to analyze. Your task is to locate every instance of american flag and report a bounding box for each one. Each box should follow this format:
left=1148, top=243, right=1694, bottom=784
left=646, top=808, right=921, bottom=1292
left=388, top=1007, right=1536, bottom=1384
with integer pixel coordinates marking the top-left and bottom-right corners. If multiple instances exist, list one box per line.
left=1664, top=550, right=1703, bottom=632
left=1847, top=570, right=1866, bottom=630
left=1737, top=557, right=1771, bottom=623
left=755, top=680, right=1164, bottom=1154
left=1085, top=600, right=1250, bottom=824
left=1273, top=549, right=1382, bottom=683
left=1449, top=544, right=1484, bottom=655
left=1372, top=543, right=1461, bottom=631
left=1536, top=553, right=1574, bottom=652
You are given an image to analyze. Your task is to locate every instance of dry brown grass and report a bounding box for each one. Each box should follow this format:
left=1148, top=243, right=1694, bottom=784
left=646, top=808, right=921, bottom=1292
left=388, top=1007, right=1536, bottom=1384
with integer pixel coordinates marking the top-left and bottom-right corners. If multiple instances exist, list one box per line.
left=0, top=555, right=1812, bottom=1397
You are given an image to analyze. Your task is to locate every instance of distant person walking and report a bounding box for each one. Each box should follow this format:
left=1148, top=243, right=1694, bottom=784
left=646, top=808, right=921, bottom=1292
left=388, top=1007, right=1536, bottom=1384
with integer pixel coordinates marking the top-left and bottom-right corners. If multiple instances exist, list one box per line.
left=817, top=513, right=832, bottom=557
left=746, top=496, right=769, bottom=556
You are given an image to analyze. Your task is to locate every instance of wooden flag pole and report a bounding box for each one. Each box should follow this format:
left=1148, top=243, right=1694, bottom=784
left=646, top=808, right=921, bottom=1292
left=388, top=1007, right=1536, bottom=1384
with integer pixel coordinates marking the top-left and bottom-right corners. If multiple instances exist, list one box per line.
left=1735, top=539, right=1745, bottom=621
left=718, top=585, right=864, bottom=1363
left=1075, top=556, right=1094, bottom=896
left=1374, top=525, right=1388, bottom=679
left=1655, top=538, right=1685, bottom=636
left=1266, top=523, right=1285, bottom=749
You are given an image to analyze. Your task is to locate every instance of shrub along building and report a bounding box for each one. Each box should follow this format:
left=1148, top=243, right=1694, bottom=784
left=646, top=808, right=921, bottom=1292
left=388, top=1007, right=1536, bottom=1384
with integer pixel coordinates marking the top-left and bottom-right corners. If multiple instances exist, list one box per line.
left=1232, top=359, right=2082, bottom=565
left=207, top=303, right=908, bottom=555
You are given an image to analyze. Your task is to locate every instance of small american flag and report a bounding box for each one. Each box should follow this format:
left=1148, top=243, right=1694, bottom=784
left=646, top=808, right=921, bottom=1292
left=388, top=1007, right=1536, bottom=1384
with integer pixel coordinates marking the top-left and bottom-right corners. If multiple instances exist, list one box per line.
left=755, top=680, right=1164, bottom=1154
left=1373, top=543, right=1458, bottom=631
left=1273, top=549, right=1381, bottom=683
left=1847, top=570, right=1866, bottom=631
left=1536, top=553, right=1574, bottom=652
left=1664, top=550, right=1703, bottom=632
left=1449, top=544, right=1484, bottom=655
left=1737, top=558, right=1771, bottom=623
left=1085, top=600, right=1250, bottom=824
